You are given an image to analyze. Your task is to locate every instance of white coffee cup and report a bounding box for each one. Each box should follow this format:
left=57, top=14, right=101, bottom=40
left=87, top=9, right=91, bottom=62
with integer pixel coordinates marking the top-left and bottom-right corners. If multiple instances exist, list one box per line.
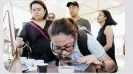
left=25, top=59, right=35, bottom=67
left=35, top=60, right=44, bottom=63
left=58, top=66, right=74, bottom=73
left=20, top=57, right=27, bottom=64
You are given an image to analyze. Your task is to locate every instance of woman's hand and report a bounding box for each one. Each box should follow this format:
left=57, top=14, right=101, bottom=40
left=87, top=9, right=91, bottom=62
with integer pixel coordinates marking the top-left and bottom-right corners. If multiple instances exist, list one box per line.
left=15, top=37, right=24, bottom=48
left=79, top=55, right=101, bottom=65
left=79, top=55, right=102, bottom=72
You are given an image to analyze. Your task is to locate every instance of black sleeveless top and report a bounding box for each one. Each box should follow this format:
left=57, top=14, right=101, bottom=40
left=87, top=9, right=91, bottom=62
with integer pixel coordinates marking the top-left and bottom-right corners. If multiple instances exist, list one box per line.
left=97, top=25, right=118, bottom=72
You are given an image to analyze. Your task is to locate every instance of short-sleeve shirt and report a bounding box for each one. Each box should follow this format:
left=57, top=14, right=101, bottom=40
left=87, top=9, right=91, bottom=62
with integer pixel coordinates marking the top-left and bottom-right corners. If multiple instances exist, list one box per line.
left=18, top=20, right=55, bottom=62
left=77, top=18, right=91, bottom=31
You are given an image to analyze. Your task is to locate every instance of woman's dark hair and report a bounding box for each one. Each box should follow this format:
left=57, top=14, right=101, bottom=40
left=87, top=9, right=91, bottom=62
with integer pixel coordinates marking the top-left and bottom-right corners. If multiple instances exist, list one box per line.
left=101, top=10, right=117, bottom=27
left=48, top=18, right=79, bottom=38
left=30, top=0, right=48, bottom=20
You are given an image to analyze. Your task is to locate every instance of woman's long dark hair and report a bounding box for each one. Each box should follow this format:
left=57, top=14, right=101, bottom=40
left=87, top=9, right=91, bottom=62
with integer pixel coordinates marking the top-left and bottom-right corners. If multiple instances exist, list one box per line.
left=30, top=0, right=48, bottom=20
left=101, top=10, right=117, bottom=27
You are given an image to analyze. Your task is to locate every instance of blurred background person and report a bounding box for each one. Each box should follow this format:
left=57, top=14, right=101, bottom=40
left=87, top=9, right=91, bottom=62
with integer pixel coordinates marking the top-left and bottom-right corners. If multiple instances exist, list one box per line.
left=97, top=10, right=118, bottom=72
left=66, top=1, right=91, bottom=32
left=47, top=13, right=56, bottom=21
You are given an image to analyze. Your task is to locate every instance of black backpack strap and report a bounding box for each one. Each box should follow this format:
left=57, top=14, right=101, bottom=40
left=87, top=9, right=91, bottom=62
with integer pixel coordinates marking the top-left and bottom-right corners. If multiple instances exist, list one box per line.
left=77, top=30, right=91, bottom=56
left=82, top=29, right=92, bottom=36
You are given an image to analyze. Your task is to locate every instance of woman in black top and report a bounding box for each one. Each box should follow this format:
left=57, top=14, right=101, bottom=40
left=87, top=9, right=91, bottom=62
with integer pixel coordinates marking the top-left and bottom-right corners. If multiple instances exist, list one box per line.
left=97, top=10, right=118, bottom=72
left=15, top=0, right=55, bottom=65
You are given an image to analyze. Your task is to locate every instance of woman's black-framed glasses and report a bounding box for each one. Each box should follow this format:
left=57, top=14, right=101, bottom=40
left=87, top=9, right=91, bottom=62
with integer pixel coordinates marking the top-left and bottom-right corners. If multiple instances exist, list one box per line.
left=51, top=41, right=75, bottom=55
